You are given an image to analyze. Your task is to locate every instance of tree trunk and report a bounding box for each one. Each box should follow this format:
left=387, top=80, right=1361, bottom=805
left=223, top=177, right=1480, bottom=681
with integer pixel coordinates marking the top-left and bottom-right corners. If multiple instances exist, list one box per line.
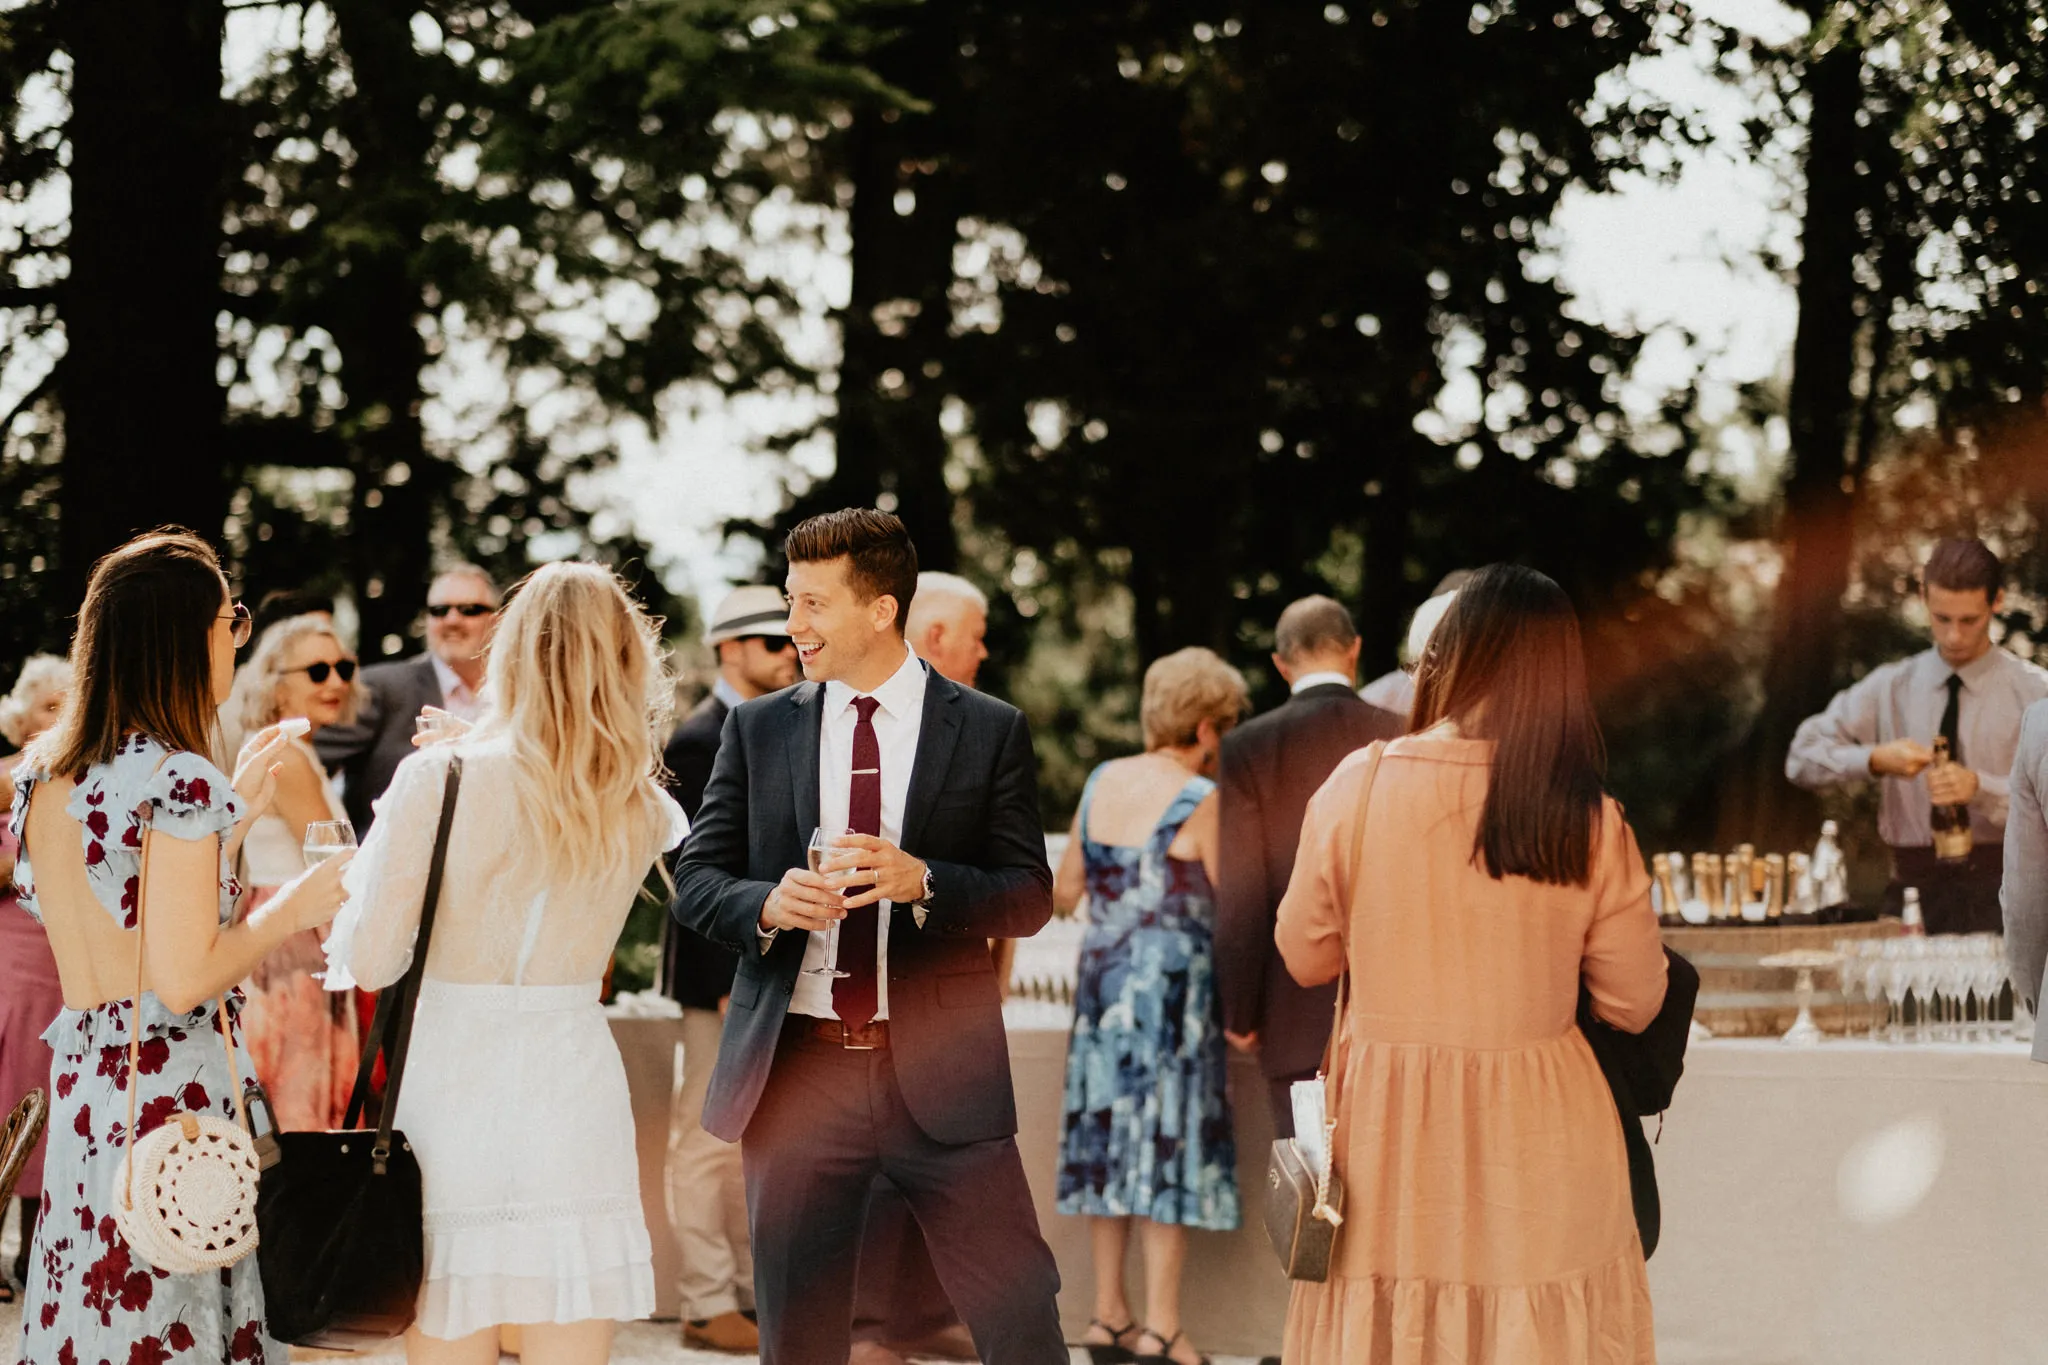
left=57, top=0, right=226, bottom=599
left=795, top=8, right=963, bottom=574
left=1724, top=31, right=1864, bottom=848
left=326, top=0, right=437, bottom=658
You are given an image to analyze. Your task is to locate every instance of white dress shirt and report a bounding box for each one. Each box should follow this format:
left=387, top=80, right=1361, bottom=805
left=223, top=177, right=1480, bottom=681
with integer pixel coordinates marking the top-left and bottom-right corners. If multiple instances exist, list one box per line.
left=429, top=654, right=485, bottom=723
left=788, top=647, right=929, bottom=1020
left=1290, top=670, right=1354, bottom=695
left=1786, top=644, right=2048, bottom=846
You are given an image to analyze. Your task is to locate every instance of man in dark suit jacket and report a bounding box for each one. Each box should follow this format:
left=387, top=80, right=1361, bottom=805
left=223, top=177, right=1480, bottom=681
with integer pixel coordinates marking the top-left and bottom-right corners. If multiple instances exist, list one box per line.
left=672, top=510, right=1062, bottom=1365
left=658, top=585, right=796, bottom=1354
left=1216, top=594, right=1403, bottom=1137
left=316, top=565, right=498, bottom=833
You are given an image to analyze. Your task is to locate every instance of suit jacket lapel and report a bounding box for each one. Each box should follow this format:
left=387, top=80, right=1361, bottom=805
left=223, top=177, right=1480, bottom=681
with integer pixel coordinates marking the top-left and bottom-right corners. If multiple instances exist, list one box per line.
left=787, top=682, right=824, bottom=836
left=901, top=672, right=963, bottom=851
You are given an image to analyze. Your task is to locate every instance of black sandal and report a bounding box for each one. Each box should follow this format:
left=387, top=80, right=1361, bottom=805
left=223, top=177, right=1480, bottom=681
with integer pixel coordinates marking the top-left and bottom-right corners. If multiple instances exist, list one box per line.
left=1135, top=1327, right=1211, bottom=1365
left=1077, top=1318, right=1139, bottom=1365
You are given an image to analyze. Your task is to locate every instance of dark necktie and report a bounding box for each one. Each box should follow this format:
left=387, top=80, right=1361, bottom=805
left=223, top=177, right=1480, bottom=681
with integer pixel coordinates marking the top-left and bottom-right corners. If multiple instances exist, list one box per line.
left=1940, top=673, right=1963, bottom=766
left=833, top=696, right=882, bottom=1028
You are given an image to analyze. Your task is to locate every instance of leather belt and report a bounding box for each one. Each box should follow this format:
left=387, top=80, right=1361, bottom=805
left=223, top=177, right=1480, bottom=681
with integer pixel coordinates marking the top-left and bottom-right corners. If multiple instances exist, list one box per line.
left=793, top=1017, right=890, bottom=1050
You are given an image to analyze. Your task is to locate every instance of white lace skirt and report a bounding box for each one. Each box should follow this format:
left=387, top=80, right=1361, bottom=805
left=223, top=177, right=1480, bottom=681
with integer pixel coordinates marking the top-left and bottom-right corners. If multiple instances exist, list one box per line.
left=395, top=980, right=656, bottom=1339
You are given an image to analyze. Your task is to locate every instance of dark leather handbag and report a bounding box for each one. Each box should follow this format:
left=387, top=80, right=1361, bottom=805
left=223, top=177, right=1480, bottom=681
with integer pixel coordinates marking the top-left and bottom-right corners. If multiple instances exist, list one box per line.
left=1577, top=945, right=1699, bottom=1259
left=1262, top=973, right=1348, bottom=1281
left=250, top=756, right=463, bottom=1347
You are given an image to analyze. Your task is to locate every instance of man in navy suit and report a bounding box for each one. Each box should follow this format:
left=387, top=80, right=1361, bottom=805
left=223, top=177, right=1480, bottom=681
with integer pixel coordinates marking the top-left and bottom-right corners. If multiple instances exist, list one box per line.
left=671, top=509, right=1063, bottom=1365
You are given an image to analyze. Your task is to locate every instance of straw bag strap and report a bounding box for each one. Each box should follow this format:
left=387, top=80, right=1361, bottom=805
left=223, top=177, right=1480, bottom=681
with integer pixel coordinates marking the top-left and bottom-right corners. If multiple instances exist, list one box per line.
left=123, top=753, right=247, bottom=1211
left=341, top=755, right=463, bottom=1171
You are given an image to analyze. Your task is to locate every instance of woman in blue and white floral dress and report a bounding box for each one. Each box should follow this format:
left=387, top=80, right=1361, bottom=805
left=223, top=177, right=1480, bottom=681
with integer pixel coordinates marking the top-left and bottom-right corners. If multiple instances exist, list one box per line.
left=1053, top=647, right=1247, bottom=1365
left=11, top=529, right=350, bottom=1365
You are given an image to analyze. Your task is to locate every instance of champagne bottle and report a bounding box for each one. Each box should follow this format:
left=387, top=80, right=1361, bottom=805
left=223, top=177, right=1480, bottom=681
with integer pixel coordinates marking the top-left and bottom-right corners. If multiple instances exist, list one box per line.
left=1812, top=820, right=1847, bottom=909
left=1763, top=853, right=1786, bottom=920
left=1692, top=853, right=1720, bottom=923
left=1787, top=851, right=1814, bottom=916
left=1901, top=886, right=1926, bottom=936
left=1652, top=853, right=1683, bottom=927
left=1929, top=736, right=1974, bottom=866
left=1723, top=852, right=1746, bottom=922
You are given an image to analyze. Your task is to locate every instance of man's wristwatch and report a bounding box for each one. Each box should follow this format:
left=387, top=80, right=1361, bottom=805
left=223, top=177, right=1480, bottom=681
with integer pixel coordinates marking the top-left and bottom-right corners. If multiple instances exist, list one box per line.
left=914, top=862, right=936, bottom=910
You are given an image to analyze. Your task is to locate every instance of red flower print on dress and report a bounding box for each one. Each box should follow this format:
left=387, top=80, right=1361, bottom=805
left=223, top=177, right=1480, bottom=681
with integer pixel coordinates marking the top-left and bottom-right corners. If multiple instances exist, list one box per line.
left=56, top=1070, right=78, bottom=1098
left=85, top=808, right=109, bottom=840
left=58, top=1337, right=78, bottom=1365
left=74, top=1102, right=92, bottom=1140
left=96, top=1046, right=128, bottom=1089
left=230, top=1320, right=264, bottom=1361
left=166, top=776, right=212, bottom=810
left=179, top=1081, right=210, bottom=1111
left=81, top=1237, right=153, bottom=1324
left=166, top=1322, right=196, bottom=1353
left=39, top=1300, right=58, bottom=1329
left=84, top=839, right=106, bottom=867
left=135, top=1036, right=170, bottom=1075
left=129, top=1336, right=172, bottom=1365
left=137, top=1094, right=178, bottom=1136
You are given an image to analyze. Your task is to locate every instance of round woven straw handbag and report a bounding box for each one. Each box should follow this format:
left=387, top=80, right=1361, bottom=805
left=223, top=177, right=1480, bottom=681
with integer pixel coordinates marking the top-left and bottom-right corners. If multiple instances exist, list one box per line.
left=109, top=788, right=262, bottom=1273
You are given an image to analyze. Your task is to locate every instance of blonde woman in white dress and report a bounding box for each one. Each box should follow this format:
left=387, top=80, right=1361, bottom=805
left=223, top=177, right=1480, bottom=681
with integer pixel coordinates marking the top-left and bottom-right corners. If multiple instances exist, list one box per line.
left=324, top=563, right=686, bottom=1365
left=221, top=613, right=366, bottom=1130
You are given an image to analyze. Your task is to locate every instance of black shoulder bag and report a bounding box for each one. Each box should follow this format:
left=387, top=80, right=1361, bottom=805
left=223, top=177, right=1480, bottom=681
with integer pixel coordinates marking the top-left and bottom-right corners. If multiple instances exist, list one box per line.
left=1577, top=944, right=1700, bottom=1259
left=250, top=756, right=463, bottom=1348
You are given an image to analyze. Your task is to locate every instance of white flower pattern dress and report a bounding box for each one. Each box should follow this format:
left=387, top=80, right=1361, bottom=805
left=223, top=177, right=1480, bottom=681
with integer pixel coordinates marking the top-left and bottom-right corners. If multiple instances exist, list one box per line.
left=323, top=738, right=686, bottom=1340
left=10, top=734, right=285, bottom=1365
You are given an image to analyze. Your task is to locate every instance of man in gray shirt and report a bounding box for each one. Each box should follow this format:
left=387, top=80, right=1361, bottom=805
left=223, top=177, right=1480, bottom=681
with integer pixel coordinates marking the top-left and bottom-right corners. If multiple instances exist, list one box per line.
left=2002, top=699, right=2048, bottom=1032
left=1787, top=538, right=2048, bottom=933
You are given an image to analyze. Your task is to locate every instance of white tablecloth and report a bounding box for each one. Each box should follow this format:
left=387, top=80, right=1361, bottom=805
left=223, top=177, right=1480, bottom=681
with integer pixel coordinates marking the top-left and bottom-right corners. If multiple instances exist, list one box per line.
left=617, top=1011, right=2048, bottom=1360
left=1648, top=1038, right=2048, bottom=1365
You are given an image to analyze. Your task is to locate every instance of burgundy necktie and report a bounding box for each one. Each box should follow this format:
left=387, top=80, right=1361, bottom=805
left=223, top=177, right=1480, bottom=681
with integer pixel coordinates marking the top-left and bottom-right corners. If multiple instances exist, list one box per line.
left=833, top=695, right=883, bottom=1027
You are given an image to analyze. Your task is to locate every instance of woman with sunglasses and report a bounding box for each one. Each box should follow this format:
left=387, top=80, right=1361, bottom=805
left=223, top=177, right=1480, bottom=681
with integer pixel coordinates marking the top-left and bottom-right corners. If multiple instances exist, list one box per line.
left=221, top=613, right=367, bottom=1131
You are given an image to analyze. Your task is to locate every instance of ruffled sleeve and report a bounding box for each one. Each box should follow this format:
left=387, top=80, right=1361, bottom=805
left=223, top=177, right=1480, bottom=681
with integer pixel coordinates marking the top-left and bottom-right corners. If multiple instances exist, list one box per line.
left=654, top=786, right=689, bottom=854
left=325, top=746, right=454, bottom=992
left=141, top=750, right=242, bottom=843
left=8, top=762, right=38, bottom=922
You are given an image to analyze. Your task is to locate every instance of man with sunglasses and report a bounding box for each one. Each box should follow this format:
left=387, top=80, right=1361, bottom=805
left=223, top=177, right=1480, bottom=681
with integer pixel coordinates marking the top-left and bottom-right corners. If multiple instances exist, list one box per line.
left=316, top=565, right=500, bottom=834
left=659, top=585, right=797, bottom=1354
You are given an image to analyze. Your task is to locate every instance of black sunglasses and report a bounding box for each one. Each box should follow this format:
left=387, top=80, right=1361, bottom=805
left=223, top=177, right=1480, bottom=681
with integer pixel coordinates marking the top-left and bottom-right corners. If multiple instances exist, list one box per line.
left=741, top=635, right=793, bottom=653
left=287, top=660, right=357, bottom=684
left=427, top=603, right=494, bottom=619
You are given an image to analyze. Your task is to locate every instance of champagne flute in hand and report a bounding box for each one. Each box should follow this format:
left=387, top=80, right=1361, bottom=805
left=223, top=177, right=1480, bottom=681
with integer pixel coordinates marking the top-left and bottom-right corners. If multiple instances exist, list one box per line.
left=804, top=828, right=848, bottom=979
left=303, top=820, right=357, bottom=870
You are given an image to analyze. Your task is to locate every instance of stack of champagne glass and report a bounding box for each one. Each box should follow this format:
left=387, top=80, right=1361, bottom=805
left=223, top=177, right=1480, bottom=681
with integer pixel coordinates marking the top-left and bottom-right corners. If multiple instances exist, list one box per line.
left=1836, top=934, right=2031, bottom=1045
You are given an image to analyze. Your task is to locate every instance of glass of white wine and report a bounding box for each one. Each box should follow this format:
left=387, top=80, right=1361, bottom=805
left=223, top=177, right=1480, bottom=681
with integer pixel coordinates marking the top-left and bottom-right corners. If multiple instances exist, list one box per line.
left=803, top=827, right=848, bottom=979
left=303, top=820, right=357, bottom=869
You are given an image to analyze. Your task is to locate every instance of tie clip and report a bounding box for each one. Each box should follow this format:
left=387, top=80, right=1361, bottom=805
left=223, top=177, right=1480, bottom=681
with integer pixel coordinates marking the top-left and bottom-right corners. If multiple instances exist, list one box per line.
left=852, top=768, right=880, bottom=775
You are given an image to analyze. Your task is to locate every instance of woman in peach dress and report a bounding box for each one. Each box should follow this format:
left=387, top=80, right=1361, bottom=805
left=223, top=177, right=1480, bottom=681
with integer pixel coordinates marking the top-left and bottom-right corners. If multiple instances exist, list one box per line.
left=1277, top=563, right=1667, bottom=1365
left=221, top=613, right=366, bottom=1129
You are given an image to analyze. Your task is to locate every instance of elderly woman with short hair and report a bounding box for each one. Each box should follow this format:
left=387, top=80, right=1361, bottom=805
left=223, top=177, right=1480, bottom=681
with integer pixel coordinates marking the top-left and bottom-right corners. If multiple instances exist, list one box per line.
left=222, top=612, right=368, bottom=1130
left=1053, top=647, right=1249, bottom=1365
left=0, top=653, right=68, bottom=1302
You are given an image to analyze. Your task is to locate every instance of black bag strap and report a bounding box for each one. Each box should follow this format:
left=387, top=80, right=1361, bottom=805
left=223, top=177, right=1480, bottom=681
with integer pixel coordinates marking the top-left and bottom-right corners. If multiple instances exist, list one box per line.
left=340, top=755, right=463, bottom=1169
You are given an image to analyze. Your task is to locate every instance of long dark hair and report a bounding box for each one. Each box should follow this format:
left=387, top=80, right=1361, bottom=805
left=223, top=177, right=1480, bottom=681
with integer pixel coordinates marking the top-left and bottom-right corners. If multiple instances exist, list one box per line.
left=1409, top=564, right=1606, bottom=886
left=28, top=528, right=227, bottom=777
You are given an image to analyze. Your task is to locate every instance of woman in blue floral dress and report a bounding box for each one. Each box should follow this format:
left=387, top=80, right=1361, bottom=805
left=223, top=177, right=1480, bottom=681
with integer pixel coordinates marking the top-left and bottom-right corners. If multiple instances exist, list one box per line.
left=10, top=530, right=351, bottom=1365
left=1054, top=648, right=1248, bottom=1365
